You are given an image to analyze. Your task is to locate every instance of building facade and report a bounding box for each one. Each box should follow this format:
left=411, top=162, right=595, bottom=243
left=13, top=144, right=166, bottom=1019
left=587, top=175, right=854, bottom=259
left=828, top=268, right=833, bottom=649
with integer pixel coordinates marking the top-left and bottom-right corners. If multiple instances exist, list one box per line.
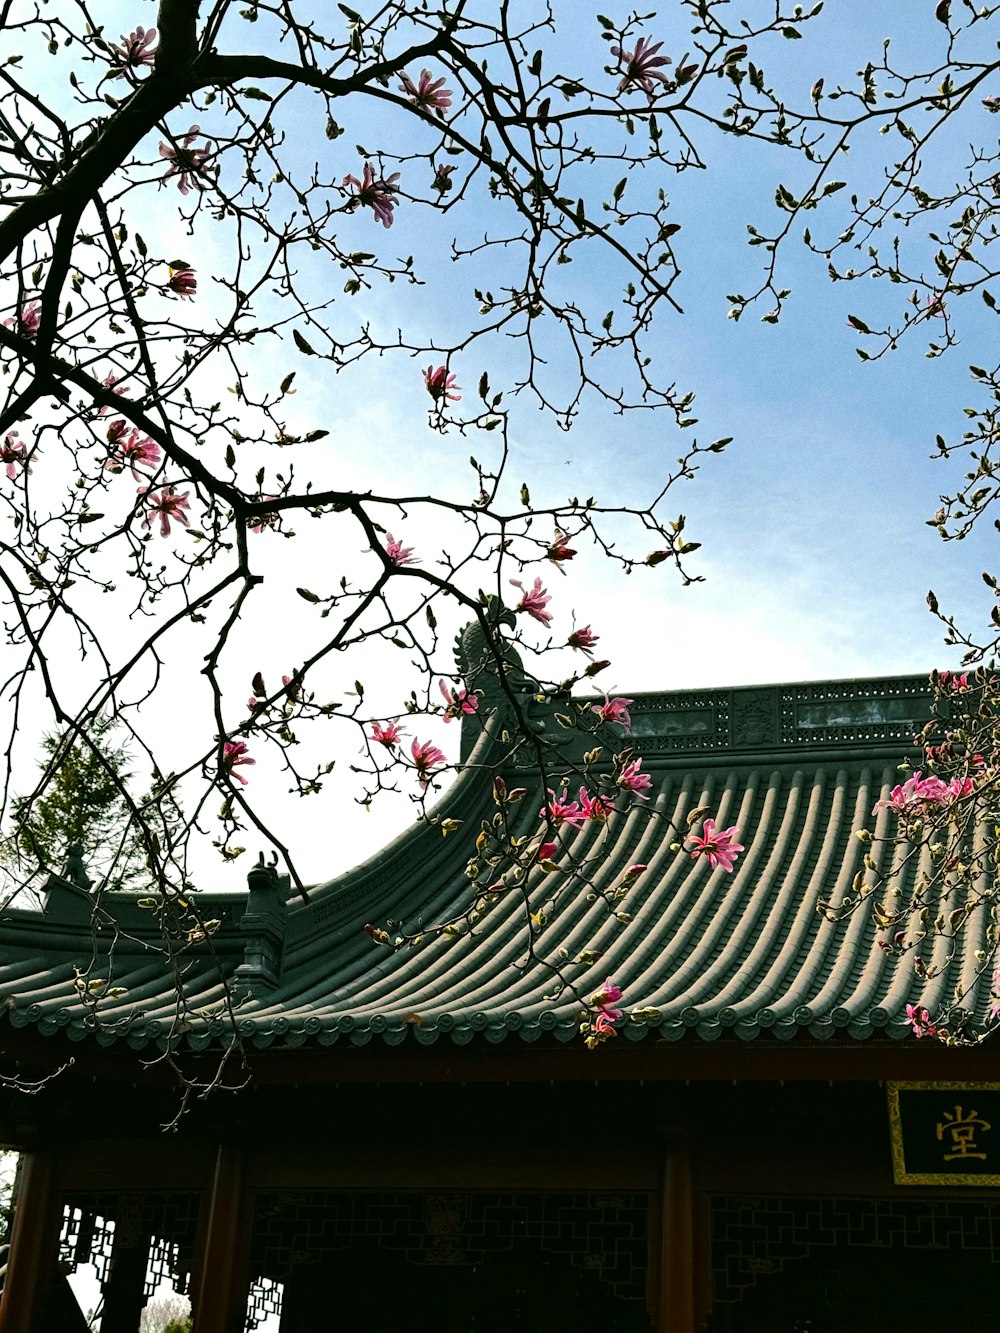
left=0, top=673, right=998, bottom=1332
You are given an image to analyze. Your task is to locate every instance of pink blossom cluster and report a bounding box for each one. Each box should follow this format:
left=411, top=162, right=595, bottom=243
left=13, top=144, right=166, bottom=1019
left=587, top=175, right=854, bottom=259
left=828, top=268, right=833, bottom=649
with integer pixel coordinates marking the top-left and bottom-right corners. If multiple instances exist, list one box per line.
left=399, top=69, right=452, bottom=117
left=167, top=266, right=197, bottom=299
left=584, top=979, right=624, bottom=1048
left=3, top=301, right=41, bottom=340
left=548, top=532, right=576, bottom=567
left=905, top=1003, right=936, bottom=1039
left=114, top=25, right=157, bottom=68
left=873, top=770, right=973, bottom=815
left=105, top=419, right=162, bottom=482
left=384, top=533, right=417, bottom=566
left=540, top=785, right=623, bottom=831
left=593, top=695, right=633, bottom=732
left=371, top=720, right=405, bottom=748
left=567, top=625, right=599, bottom=656
left=139, top=485, right=190, bottom=537
left=424, top=365, right=461, bottom=402
left=222, top=740, right=255, bottom=786
left=610, top=36, right=671, bottom=95
left=687, top=819, right=744, bottom=874
left=439, top=679, right=478, bottom=722
left=617, top=757, right=651, bottom=795
left=937, top=670, right=969, bottom=691
left=159, top=126, right=212, bottom=195
left=343, top=163, right=400, bottom=228
left=509, top=576, right=552, bottom=626
left=411, top=737, right=446, bottom=787
left=1, top=431, right=32, bottom=481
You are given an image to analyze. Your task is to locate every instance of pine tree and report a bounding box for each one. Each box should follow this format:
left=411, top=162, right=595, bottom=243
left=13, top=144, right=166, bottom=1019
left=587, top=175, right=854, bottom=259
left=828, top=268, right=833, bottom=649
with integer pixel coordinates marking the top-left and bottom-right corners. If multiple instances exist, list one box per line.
left=11, top=719, right=148, bottom=889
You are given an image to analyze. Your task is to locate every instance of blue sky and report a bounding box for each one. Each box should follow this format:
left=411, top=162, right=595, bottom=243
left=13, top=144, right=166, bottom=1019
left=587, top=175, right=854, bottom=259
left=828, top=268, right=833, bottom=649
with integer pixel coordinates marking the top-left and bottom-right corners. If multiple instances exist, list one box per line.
left=4, top=1, right=998, bottom=885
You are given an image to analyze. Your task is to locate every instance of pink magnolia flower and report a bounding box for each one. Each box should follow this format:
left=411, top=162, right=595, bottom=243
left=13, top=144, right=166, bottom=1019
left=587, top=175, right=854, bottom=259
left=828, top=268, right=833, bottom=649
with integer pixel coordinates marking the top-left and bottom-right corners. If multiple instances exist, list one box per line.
left=371, top=720, right=405, bottom=747
left=343, top=162, right=400, bottom=228
left=568, top=625, right=599, bottom=656
left=222, top=739, right=255, bottom=786
left=905, top=1003, right=936, bottom=1038
left=873, top=771, right=953, bottom=815
left=593, top=1010, right=619, bottom=1036
left=937, top=670, right=969, bottom=691
left=439, top=679, right=478, bottom=722
left=618, top=757, right=652, bottom=796
left=98, top=375, right=126, bottom=416
left=411, top=737, right=446, bottom=787
left=622, top=862, right=647, bottom=882
left=547, top=532, right=577, bottom=566
left=106, top=430, right=161, bottom=481
left=114, top=25, right=157, bottom=68
left=578, top=787, right=615, bottom=822
left=384, top=532, right=418, bottom=566
left=509, top=576, right=552, bottom=626
left=593, top=695, right=633, bottom=733
left=587, top=979, right=625, bottom=1044
left=541, top=788, right=586, bottom=828
left=687, top=818, right=744, bottom=873
left=948, top=776, right=974, bottom=799
left=3, top=301, right=41, bottom=340
left=1, top=431, right=31, bottom=480
left=537, top=840, right=559, bottom=863
left=140, top=485, right=190, bottom=537
left=424, top=365, right=461, bottom=402
left=167, top=266, right=197, bottom=299
left=399, top=69, right=452, bottom=117
left=593, top=978, right=623, bottom=1011
left=159, top=126, right=212, bottom=196
left=611, top=36, right=672, bottom=95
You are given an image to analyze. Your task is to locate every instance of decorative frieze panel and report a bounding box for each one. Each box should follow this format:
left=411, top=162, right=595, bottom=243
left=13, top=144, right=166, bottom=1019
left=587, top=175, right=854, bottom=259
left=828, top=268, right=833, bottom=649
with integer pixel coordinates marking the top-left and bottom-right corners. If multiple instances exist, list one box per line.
left=625, top=676, right=930, bottom=756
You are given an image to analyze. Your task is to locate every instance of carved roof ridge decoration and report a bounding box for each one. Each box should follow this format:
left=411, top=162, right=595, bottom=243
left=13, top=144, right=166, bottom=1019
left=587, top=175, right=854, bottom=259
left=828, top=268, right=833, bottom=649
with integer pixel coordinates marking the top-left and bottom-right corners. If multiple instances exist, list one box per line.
left=614, top=672, right=933, bottom=759
left=1, top=669, right=981, bottom=1060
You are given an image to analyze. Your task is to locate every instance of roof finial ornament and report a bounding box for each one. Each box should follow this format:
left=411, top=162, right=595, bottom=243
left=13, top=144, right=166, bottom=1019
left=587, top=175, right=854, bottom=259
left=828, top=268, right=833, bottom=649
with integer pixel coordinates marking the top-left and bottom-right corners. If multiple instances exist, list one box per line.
left=62, top=843, right=93, bottom=891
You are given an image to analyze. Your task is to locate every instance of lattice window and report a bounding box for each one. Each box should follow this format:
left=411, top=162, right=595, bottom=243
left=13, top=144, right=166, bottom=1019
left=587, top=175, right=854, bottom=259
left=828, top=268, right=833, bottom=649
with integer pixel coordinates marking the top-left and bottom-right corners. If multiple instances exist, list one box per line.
left=58, top=1191, right=201, bottom=1330
left=712, top=1194, right=1000, bottom=1304
left=244, top=1189, right=650, bottom=1330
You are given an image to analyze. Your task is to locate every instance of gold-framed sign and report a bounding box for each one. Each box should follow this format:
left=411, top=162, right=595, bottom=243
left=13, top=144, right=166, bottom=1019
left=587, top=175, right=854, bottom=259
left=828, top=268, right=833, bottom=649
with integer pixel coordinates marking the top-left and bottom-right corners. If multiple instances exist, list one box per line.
left=888, top=1082, right=1000, bottom=1185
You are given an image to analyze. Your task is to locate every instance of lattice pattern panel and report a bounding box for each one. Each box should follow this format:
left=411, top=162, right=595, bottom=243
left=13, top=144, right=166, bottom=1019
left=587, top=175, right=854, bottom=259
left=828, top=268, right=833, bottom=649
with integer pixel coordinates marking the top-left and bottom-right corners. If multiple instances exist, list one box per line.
left=59, top=1191, right=201, bottom=1299
left=249, top=1190, right=648, bottom=1299
left=60, top=1204, right=116, bottom=1290
left=607, top=679, right=932, bottom=756
left=712, top=1195, right=1000, bottom=1303
left=245, top=1274, right=284, bottom=1330
left=779, top=680, right=932, bottom=748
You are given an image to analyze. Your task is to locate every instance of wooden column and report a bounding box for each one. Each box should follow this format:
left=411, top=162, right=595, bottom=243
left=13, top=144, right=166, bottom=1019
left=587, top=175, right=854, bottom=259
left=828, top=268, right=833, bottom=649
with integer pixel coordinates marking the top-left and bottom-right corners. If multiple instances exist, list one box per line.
left=0, top=1149, right=58, bottom=1333
left=656, top=1142, right=696, bottom=1333
left=190, top=1145, right=248, bottom=1333
left=100, top=1225, right=152, bottom=1333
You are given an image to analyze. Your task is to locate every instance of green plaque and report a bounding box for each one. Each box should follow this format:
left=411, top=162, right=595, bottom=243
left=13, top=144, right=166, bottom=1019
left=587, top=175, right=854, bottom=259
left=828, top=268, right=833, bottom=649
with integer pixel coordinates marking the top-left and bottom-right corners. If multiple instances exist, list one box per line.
left=888, top=1082, right=1000, bottom=1185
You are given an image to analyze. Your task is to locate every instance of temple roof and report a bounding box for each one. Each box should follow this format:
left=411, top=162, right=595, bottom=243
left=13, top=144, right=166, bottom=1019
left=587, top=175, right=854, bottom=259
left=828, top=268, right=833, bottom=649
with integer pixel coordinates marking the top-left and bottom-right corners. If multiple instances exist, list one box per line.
left=0, top=672, right=989, bottom=1057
